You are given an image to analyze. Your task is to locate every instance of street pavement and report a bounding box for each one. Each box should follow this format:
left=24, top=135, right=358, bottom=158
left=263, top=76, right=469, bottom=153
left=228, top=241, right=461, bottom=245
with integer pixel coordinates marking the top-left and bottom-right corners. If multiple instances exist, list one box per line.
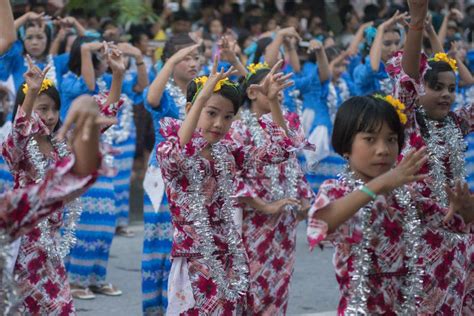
left=75, top=222, right=339, bottom=315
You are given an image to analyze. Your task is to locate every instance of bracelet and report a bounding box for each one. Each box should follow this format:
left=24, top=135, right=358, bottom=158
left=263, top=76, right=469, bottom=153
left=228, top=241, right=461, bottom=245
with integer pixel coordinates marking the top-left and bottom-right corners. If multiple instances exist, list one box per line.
left=359, top=185, right=377, bottom=200
left=136, top=61, right=145, bottom=66
left=408, top=23, right=424, bottom=31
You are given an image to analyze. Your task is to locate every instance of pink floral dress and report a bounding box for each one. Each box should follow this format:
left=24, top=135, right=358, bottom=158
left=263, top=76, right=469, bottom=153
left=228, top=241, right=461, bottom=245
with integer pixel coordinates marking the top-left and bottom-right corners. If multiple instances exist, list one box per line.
left=1, top=96, right=120, bottom=315
left=307, top=179, right=469, bottom=315
left=228, top=112, right=315, bottom=315
left=0, top=154, right=102, bottom=315
left=387, top=51, right=474, bottom=315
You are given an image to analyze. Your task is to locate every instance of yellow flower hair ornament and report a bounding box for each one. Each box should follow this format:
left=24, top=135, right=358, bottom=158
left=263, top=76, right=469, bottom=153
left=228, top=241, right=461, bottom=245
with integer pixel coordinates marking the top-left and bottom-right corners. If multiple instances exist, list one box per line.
left=429, top=52, right=458, bottom=72
left=191, top=76, right=239, bottom=103
left=22, top=78, right=55, bottom=95
left=374, top=94, right=407, bottom=125
left=247, top=62, right=269, bottom=75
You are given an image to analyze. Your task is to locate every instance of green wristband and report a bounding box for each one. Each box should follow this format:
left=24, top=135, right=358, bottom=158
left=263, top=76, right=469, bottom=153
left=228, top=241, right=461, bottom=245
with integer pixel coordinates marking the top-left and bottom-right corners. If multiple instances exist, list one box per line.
left=359, top=185, right=377, bottom=200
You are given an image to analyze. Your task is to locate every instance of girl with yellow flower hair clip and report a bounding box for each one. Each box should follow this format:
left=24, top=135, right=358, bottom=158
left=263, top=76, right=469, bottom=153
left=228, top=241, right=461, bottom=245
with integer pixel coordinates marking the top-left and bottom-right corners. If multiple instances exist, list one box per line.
left=386, top=0, right=474, bottom=314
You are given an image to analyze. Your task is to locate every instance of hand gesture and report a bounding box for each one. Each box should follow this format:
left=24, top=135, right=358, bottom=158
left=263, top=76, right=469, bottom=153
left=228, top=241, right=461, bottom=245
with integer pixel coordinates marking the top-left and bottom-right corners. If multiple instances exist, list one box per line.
left=444, top=181, right=474, bottom=224
left=57, top=95, right=117, bottom=142
left=249, top=59, right=294, bottom=101
left=407, top=0, right=429, bottom=24
left=117, top=42, right=142, bottom=58
left=381, top=10, right=409, bottom=29
left=262, top=198, right=301, bottom=215
left=169, top=41, right=201, bottom=65
left=276, top=27, right=302, bottom=42
left=218, top=35, right=239, bottom=63
left=82, top=41, right=106, bottom=52
left=26, top=11, right=45, bottom=23
left=448, top=8, right=463, bottom=22
left=106, top=46, right=125, bottom=74
left=378, top=147, right=428, bottom=192
left=24, top=54, right=51, bottom=93
left=448, top=41, right=462, bottom=60
left=308, top=39, right=323, bottom=54
left=195, top=56, right=237, bottom=102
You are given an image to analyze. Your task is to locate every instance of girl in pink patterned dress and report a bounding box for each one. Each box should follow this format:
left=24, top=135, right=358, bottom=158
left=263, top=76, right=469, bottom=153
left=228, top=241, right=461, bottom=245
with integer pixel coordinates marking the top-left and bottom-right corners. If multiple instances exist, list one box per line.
left=157, top=58, right=302, bottom=315
left=1, top=49, right=124, bottom=314
left=229, top=61, right=314, bottom=315
left=0, top=94, right=115, bottom=315
left=385, top=1, right=474, bottom=313
left=307, top=94, right=473, bottom=315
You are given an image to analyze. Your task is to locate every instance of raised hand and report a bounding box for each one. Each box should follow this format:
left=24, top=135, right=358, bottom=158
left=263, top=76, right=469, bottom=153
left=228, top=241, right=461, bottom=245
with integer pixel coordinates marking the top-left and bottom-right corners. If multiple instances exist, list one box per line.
left=168, top=41, right=202, bottom=65
left=24, top=54, right=51, bottom=92
left=106, top=47, right=125, bottom=74
left=196, top=56, right=237, bottom=102
left=308, top=39, right=323, bottom=54
left=57, top=95, right=117, bottom=142
left=249, top=59, right=294, bottom=101
left=407, top=0, right=429, bottom=24
left=381, top=10, right=409, bottom=29
left=378, top=147, right=428, bottom=192
left=444, top=181, right=474, bottom=224
left=117, top=42, right=142, bottom=58
left=276, top=27, right=302, bottom=42
left=218, top=35, right=239, bottom=63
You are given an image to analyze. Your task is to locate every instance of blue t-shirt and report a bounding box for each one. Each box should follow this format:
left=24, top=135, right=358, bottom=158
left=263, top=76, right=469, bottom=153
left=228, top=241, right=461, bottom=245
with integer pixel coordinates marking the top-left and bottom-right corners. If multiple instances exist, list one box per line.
left=0, top=40, right=69, bottom=93
left=353, top=55, right=389, bottom=96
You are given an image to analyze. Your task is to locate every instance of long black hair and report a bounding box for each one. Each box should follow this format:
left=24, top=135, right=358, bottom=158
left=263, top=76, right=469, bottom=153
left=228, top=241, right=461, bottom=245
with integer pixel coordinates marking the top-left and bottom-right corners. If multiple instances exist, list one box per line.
left=332, top=95, right=405, bottom=156
left=68, top=36, right=103, bottom=76
left=12, top=82, right=62, bottom=132
left=239, top=68, right=271, bottom=109
left=161, top=33, right=197, bottom=63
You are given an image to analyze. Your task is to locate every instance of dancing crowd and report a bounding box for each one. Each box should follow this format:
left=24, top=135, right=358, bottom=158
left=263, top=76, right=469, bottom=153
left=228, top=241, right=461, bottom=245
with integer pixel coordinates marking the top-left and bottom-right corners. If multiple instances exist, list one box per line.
left=0, top=0, right=473, bottom=315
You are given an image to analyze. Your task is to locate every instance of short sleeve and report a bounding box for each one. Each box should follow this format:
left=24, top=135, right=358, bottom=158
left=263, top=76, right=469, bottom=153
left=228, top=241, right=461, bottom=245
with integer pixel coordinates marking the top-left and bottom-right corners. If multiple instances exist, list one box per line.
left=143, top=86, right=180, bottom=119
left=0, top=40, right=24, bottom=81
left=307, top=180, right=336, bottom=251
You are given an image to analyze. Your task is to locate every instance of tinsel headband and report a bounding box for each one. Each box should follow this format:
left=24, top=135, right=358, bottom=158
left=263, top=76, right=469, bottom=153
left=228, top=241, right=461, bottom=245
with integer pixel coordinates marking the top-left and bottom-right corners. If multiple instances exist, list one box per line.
left=374, top=94, right=407, bottom=125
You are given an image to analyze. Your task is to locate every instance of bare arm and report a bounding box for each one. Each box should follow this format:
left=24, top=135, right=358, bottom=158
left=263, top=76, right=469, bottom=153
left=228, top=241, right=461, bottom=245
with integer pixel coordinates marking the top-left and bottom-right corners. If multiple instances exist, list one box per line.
left=347, top=22, right=373, bottom=56
left=80, top=42, right=104, bottom=91
left=0, top=0, right=17, bottom=54
left=105, top=48, right=125, bottom=105
left=283, top=37, right=301, bottom=73
left=264, top=27, right=302, bottom=68
left=21, top=55, right=51, bottom=118
left=402, top=0, right=429, bottom=80
left=309, top=40, right=330, bottom=82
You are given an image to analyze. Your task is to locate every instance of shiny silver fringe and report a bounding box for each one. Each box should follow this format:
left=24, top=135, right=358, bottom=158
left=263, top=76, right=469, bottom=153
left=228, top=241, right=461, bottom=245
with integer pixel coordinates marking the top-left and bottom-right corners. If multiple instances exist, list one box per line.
left=165, top=78, right=187, bottom=119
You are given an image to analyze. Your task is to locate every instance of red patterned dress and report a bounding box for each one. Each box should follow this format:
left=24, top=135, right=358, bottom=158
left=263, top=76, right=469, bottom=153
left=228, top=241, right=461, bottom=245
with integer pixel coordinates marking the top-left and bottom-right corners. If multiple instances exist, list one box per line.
left=1, top=96, right=120, bottom=315
left=228, top=112, right=315, bottom=315
left=386, top=52, right=474, bottom=315
left=157, top=116, right=303, bottom=315
left=307, top=179, right=469, bottom=315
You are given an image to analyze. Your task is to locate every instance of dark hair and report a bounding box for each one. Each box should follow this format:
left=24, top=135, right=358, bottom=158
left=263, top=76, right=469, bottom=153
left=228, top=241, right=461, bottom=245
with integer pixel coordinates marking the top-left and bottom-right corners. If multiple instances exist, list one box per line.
left=363, top=4, right=380, bottom=22
left=424, top=60, right=455, bottom=89
left=22, top=20, right=52, bottom=58
left=68, top=36, right=103, bottom=76
left=57, top=32, right=77, bottom=55
left=186, top=79, right=242, bottom=114
left=161, top=33, right=196, bottom=63
left=247, top=37, right=272, bottom=65
left=325, top=46, right=341, bottom=63
left=332, top=95, right=405, bottom=156
left=12, top=82, right=62, bottom=132
left=239, top=68, right=270, bottom=108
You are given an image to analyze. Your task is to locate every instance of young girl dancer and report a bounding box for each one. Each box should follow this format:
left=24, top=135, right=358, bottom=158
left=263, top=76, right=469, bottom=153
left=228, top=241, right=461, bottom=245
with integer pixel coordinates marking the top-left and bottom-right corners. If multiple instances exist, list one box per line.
left=387, top=1, right=474, bottom=313
left=0, top=94, right=115, bottom=315
left=307, top=94, right=473, bottom=315
left=141, top=34, right=201, bottom=314
left=232, top=61, right=314, bottom=314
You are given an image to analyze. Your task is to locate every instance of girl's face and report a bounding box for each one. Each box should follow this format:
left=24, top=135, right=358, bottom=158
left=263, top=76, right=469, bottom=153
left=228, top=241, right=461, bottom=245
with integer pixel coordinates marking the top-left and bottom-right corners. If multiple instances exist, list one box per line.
left=174, top=51, right=200, bottom=83
left=203, top=39, right=213, bottom=60
left=347, top=122, right=399, bottom=183
left=209, top=20, right=223, bottom=37
left=24, top=25, right=48, bottom=58
left=194, top=94, right=235, bottom=144
left=248, top=76, right=283, bottom=114
left=381, top=31, right=400, bottom=62
left=419, top=71, right=456, bottom=120
left=94, top=52, right=108, bottom=77
left=332, top=62, right=347, bottom=80
left=33, top=93, right=59, bottom=132
left=266, top=19, right=278, bottom=32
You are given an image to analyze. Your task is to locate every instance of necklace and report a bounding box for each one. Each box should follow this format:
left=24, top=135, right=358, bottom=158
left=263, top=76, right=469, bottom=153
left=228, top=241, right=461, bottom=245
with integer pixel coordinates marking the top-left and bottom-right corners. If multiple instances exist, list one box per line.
left=165, top=78, right=187, bottom=120
left=340, top=168, right=423, bottom=314
left=185, top=142, right=249, bottom=301
left=327, top=78, right=349, bottom=123
left=26, top=136, right=82, bottom=262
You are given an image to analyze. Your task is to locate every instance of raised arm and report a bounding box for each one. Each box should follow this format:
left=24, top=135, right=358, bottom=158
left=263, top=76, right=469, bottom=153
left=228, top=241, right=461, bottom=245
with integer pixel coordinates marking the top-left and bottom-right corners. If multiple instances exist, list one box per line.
left=370, top=10, right=408, bottom=72
left=80, top=41, right=105, bottom=91
left=147, top=42, right=200, bottom=108
left=449, top=42, right=474, bottom=87
left=264, top=27, right=302, bottom=68
left=347, top=21, right=373, bottom=56
left=21, top=55, right=52, bottom=118
left=402, top=0, right=429, bottom=80
left=309, top=40, right=330, bottom=82
left=104, top=47, right=125, bottom=106
left=438, top=9, right=463, bottom=49
left=117, top=42, right=149, bottom=92
left=283, top=35, right=301, bottom=73
left=218, top=36, right=248, bottom=77
left=424, top=14, right=444, bottom=54
left=0, top=0, right=17, bottom=54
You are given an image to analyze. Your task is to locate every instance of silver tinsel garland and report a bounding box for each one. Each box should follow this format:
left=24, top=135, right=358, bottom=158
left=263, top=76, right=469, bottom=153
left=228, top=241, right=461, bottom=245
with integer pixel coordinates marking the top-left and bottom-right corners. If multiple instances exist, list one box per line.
left=340, top=168, right=424, bottom=315
left=111, top=94, right=134, bottom=143
left=240, top=108, right=265, bottom=147
left=184, top=143, right=248, bottom=302
left=289, top=89, right=304, bottom=129
left=26, top=136, right=82, bottom=261
left=0, top=231, right=18, bottom=315
left=327, top=79, right=349, bottom=124
left=165, top=78, right=187, bottom=119
left=416, top=107, right=466, bottom=207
